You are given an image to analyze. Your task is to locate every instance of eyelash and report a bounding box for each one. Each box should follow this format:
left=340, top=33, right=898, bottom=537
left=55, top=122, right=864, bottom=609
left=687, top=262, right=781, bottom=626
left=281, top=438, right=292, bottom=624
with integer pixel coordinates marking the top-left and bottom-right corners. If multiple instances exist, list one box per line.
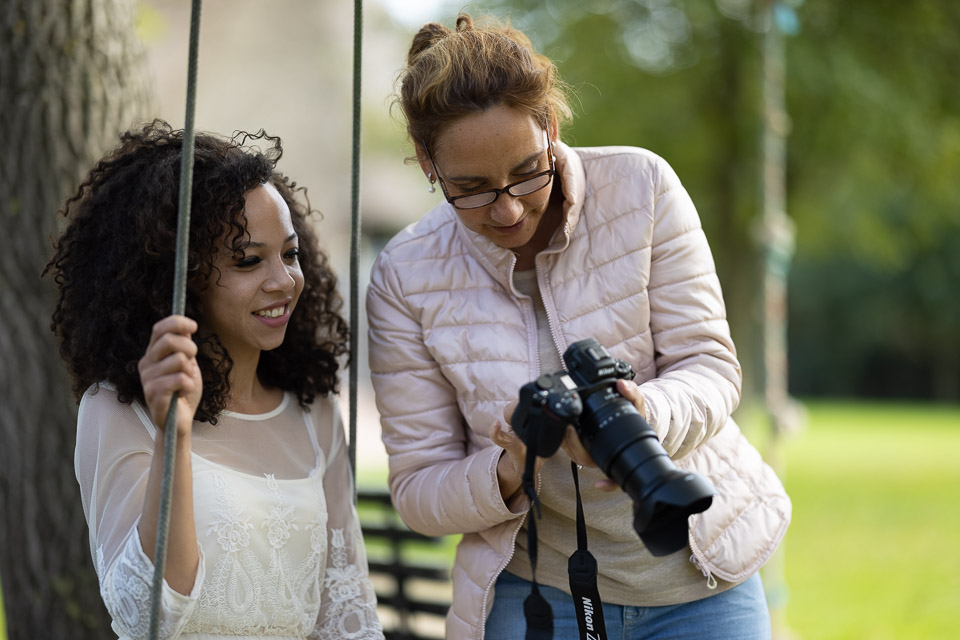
left=235, top=248, right=300, bottom=267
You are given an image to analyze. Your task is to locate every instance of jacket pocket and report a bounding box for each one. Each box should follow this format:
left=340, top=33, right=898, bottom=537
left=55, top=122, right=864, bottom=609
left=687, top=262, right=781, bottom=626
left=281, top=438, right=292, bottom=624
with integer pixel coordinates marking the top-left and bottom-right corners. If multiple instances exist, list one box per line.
left=679, top=419, right=792, bottom=584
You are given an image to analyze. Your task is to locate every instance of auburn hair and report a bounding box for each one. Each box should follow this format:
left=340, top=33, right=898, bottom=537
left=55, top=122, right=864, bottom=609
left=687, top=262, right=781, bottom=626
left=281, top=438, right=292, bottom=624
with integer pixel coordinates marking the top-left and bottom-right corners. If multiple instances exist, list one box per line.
left=396, top=13, right=572, bottom=155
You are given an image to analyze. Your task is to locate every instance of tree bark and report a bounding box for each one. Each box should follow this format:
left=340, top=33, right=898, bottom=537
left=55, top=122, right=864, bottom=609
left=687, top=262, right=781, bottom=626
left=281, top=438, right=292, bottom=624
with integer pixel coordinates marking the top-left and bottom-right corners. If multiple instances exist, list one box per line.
left=0, top=1, right=152, bottom=637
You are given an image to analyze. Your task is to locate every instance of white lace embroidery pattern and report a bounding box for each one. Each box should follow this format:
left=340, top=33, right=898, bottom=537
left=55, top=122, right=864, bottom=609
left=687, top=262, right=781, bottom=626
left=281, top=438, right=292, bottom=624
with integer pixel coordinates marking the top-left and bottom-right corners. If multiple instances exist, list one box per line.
left=194, top=471, right=269, bottom=633
left=96, top=471, right=382, bottom=639
left=97, top=537, right=197, bottom=640
left=311, top=529, right=383, bottom=640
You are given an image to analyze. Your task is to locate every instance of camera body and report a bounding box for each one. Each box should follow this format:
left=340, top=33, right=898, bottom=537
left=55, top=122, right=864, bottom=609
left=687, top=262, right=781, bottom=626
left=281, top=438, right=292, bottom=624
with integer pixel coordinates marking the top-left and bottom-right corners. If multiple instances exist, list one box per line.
left=511, top=370, right=583, bottom=459
left=512, top=338, right=715, bottom=556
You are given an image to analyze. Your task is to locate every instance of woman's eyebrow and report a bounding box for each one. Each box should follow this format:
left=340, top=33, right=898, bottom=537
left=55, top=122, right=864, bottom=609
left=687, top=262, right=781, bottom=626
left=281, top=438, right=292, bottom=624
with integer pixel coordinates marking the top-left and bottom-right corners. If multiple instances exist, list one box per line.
left=238, top=233, right=298, bottom=249
left=447, top=147, right=546, bottom=182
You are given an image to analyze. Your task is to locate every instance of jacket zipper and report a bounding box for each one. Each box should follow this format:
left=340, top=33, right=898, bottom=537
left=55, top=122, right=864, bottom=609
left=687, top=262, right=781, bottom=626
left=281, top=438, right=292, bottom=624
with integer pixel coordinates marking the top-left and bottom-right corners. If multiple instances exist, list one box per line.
left=478, top=465, right=543, bottom=640
left=689, top=551, right=718, bottom=589
left=534, top=258, right=568, bottom=368
left=480, top=267, right=541, bottom=639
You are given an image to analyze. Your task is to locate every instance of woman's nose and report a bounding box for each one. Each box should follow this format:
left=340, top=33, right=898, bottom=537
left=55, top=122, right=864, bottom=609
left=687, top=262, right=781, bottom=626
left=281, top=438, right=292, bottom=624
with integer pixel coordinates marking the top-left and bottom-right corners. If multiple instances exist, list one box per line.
left=488, top=193, right=524, bottom=226
left=264, top=259, right=296, bottom=292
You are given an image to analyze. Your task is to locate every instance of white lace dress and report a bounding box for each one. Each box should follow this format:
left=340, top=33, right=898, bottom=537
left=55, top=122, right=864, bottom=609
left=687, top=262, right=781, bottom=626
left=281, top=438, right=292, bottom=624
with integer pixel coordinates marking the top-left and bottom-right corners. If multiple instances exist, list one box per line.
left=75, top=383, right=384, bottom=640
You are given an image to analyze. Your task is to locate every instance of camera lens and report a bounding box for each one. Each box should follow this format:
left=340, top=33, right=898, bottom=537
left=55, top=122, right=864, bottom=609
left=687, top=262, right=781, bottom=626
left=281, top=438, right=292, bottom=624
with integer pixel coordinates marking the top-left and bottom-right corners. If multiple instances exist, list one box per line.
left=563, top=339, right=715, bottom=556
left=577, top=391, right=714, bottom=556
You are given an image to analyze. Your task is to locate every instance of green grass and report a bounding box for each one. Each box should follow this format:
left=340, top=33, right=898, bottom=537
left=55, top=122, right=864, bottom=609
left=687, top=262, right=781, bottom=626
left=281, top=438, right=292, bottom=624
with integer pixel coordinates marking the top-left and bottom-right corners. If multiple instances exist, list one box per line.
left=0, top=580, right=5, bottom=640
left=775, top=401, right=960, bottom=639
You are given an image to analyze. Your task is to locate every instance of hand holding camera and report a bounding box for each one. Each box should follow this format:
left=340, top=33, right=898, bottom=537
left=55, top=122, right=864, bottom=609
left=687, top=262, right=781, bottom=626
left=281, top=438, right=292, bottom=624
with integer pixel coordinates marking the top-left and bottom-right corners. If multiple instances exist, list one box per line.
left=511, top=338, right=715, bottom=556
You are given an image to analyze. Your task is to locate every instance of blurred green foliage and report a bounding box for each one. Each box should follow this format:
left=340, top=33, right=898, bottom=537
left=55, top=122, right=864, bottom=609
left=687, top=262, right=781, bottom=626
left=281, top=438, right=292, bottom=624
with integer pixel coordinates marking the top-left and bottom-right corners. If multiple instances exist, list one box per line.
left=784, top=1, right=960, bottom=399
left=439, top=0, right=960, bottom=400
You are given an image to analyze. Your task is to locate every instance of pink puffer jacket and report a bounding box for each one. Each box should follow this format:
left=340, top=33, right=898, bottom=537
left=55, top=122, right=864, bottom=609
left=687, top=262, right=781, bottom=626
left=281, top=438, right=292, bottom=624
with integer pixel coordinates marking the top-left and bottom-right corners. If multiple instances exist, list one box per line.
left=366, top=142, right=791, bottom=639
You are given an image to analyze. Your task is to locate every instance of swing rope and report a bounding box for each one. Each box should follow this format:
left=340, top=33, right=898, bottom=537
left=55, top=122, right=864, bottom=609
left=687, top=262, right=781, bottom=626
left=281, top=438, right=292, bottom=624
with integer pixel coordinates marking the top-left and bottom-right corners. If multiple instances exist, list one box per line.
left=148, top=1, right=362, bottom=634
left=348, top=0, right=363, bottom=500
left=148, top=1, right=202, bottom=638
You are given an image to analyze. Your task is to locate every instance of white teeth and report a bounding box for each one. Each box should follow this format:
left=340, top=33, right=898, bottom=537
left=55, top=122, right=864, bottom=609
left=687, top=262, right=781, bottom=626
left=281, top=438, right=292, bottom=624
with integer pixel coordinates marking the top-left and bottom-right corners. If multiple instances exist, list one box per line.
left=255, top=305, right=285, bottom=318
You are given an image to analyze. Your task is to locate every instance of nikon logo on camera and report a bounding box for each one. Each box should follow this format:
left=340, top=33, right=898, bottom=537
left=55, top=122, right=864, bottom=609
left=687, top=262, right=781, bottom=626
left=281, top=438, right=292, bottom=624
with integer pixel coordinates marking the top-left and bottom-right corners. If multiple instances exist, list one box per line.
left=596, top=366, right=615, bottom=377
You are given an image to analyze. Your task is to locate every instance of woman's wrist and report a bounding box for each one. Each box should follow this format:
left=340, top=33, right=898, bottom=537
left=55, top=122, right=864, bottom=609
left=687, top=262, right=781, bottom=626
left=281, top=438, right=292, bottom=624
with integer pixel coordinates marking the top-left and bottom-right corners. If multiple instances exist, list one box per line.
left=496, top=450, right=522, bottom=501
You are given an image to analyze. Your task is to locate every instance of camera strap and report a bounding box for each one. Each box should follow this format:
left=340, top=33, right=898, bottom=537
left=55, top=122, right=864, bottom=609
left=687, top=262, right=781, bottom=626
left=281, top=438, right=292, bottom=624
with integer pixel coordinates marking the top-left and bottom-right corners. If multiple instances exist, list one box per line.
left=567, top=462, right=608, bottom=640
left=522, top=447, right=553, bottom=640
left=519, top=450, right=609, bottom=640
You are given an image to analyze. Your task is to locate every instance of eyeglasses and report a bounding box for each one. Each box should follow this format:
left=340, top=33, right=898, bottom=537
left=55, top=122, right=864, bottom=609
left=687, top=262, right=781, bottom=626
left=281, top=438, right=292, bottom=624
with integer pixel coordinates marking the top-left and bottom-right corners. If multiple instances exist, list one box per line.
left=423, top=131, right=556, bottom=210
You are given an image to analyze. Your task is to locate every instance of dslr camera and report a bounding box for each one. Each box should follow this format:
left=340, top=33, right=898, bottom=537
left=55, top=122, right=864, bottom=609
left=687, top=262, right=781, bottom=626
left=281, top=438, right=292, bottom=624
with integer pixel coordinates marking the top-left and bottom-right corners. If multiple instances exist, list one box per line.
left=511, top=338, right=715, bottom=556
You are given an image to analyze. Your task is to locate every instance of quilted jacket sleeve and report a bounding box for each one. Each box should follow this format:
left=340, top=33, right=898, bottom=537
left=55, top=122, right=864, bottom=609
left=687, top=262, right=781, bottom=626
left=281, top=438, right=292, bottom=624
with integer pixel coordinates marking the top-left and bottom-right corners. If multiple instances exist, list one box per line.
left=638, top=157, right=743, bottom=459
left=366, top=249, right=524, bottom=537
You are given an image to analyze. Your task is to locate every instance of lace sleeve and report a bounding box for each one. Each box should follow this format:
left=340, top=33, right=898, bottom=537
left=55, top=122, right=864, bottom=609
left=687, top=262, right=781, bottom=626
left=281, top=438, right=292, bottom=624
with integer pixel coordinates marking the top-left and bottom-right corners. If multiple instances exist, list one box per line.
left=76, top=385, right=204, bottom=639
left=97, top=525, right=205, bottom=639
left=310, top=403, right=384, bottom=640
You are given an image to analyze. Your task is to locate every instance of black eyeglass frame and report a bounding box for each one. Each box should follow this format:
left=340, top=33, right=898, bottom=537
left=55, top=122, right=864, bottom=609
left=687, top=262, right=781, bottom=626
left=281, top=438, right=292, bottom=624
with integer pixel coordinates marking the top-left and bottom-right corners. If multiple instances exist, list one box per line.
left=422, top=131, right=556, bottom=210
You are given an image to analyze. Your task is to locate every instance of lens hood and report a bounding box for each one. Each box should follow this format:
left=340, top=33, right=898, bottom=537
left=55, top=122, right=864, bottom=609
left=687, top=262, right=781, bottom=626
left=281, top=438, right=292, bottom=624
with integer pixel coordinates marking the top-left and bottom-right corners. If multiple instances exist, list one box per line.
left=632, top=470, right=715, bottom=556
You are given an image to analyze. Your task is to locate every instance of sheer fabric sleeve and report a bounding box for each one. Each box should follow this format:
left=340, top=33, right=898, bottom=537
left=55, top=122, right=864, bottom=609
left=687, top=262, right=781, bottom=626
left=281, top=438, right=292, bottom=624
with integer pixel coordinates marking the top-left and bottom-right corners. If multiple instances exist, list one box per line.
left=75, top=385, right=204, bottom=639
left=310, top=399, right=384, bottom=640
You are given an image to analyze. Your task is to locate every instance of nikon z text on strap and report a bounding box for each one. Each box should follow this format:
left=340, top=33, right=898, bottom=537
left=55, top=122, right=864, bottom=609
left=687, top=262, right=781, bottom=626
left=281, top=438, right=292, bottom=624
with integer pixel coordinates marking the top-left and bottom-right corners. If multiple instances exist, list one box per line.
left=568, top=462, right=608, bottom=640
left=519, top=448, right=608, bottom=640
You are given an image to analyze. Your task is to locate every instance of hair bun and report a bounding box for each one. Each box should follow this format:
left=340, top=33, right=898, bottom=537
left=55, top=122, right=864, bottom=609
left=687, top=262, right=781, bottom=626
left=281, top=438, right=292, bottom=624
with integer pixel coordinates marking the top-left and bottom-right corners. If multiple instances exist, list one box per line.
left=455, top=14, right=474, bottom=32
left=407, top=22, right=451, bottom=65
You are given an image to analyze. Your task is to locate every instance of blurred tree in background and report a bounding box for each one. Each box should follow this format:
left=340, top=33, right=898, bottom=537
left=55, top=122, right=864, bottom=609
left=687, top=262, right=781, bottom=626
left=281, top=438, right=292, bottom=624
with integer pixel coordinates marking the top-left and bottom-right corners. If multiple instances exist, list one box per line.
left=0, top=0, right=153, bottom=637
left=464, top=0, right=960, bottom=402
left=784, top=1, right=960, bottom=400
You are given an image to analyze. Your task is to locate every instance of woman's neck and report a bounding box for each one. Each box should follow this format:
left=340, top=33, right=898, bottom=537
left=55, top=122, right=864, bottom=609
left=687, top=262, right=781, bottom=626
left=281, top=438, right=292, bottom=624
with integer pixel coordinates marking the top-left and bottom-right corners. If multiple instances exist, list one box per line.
left=225, top=351, right=281, bottom=414
left=514, top=182, right=565, bottom=270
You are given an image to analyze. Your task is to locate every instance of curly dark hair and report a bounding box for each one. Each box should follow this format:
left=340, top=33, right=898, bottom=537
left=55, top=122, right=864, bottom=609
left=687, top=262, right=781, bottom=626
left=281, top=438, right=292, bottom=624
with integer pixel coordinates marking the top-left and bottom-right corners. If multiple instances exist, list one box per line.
left=44, top=120, right=349, bottom=423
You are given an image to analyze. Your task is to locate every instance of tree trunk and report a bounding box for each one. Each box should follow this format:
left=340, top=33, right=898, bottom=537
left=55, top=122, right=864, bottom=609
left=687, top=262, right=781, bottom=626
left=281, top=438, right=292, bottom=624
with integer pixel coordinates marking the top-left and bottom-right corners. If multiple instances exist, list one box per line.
left=0, top=1, right=152, bottom=637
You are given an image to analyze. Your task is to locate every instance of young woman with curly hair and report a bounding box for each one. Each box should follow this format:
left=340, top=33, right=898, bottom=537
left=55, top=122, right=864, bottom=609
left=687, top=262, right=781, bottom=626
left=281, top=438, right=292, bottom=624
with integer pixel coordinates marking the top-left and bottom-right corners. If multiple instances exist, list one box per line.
left=45, top=120, right=383, bottom=640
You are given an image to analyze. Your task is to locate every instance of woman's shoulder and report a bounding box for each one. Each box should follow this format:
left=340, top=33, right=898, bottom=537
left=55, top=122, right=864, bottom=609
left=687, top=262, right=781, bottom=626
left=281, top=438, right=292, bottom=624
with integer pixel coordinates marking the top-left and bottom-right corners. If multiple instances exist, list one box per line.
left=79, top=380, right=122, bottom=409
left=574, top=144, right=672, bottom=173
left=573, top=145, right=683, bottom=194
left=78, top=381, right=154, bottom=437
left=375, top=201, right=461, bottom=262
left=297, top=392, right=345, bottom=462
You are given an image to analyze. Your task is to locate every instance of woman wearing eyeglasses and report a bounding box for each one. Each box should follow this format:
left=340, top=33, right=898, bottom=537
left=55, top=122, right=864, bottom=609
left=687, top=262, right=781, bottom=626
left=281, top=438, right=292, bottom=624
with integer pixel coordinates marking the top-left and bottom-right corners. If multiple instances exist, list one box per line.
left=366, top=13, right=790, bottom=640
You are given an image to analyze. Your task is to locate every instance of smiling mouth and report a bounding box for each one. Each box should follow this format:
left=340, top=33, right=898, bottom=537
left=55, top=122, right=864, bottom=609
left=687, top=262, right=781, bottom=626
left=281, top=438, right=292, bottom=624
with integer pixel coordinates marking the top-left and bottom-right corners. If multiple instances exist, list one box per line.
left=253, top=304, right=288, bottom=318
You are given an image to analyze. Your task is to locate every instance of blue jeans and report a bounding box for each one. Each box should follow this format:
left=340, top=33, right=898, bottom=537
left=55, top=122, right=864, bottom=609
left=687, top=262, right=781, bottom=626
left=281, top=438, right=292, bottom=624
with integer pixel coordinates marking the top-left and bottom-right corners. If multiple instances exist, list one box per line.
left=485, top=571, right=771, bottom=639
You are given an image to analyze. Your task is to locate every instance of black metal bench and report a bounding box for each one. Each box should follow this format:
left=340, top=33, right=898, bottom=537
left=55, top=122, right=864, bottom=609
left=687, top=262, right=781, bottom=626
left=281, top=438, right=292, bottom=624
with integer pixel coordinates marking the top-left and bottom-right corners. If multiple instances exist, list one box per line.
left=358, top=488, right=453, bottom=640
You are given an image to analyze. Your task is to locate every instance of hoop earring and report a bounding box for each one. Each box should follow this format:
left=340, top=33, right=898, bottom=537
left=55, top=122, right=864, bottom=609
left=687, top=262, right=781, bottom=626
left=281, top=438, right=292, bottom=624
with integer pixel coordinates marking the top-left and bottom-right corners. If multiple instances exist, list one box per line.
left=427, top=172, right=437, bottom=194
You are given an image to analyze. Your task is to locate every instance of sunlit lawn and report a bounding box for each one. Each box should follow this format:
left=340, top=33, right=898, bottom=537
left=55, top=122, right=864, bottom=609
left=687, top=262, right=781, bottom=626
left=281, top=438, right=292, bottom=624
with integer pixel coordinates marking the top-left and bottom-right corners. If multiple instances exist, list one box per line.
left=1, top=401, right=956, bottom=640
left=775, top=401, right=960, bottom=639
